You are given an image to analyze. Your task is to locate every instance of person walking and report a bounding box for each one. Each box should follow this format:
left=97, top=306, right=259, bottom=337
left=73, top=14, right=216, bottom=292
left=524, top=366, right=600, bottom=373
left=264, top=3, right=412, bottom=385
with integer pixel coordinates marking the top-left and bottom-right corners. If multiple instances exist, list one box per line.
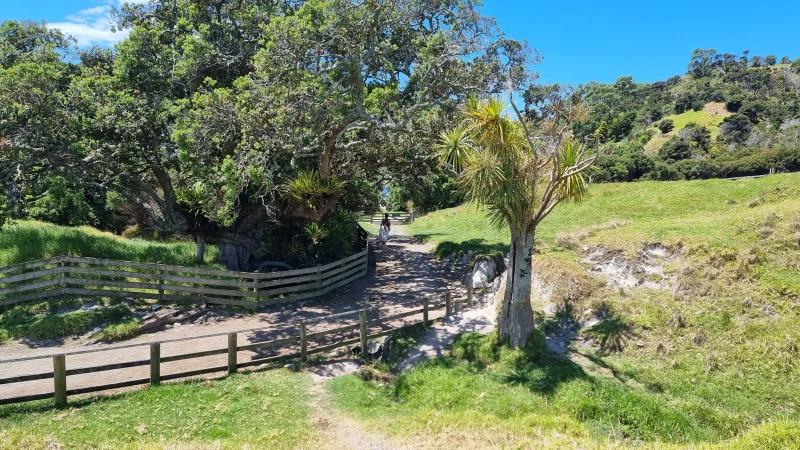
left=378, top=213, right=391, bottom=252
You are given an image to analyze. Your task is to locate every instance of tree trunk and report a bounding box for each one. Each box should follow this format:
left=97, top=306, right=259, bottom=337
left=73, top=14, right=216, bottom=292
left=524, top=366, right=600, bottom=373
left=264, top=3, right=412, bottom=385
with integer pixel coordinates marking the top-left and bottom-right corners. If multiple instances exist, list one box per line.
left=498, top=227, right=536, bottom=348
left=196, top=235, right=205, bottom=263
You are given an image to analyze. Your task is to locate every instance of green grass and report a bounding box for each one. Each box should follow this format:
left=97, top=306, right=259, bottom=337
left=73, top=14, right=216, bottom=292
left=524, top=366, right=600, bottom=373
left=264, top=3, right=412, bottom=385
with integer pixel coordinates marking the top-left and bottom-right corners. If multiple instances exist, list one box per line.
left=92, top=317, right=141, bottom=342
left=329, top=333, right=800, bottom=449
left=0, top=370, right=317, bottom=450
left=396, top=174, right=800, bottom=447
left=408, top=174, right=800, bottom=254
left=645, top=103, right=730, bottom=152
left=0, top=299, right=133, bottom=342
left=0, top=220, right=220, bottom=267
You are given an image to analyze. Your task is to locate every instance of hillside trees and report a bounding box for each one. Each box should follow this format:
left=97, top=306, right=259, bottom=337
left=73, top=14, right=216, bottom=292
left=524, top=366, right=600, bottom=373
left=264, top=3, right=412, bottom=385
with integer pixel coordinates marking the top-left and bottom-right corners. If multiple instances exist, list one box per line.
left=439, top=94, right=600, bottom=348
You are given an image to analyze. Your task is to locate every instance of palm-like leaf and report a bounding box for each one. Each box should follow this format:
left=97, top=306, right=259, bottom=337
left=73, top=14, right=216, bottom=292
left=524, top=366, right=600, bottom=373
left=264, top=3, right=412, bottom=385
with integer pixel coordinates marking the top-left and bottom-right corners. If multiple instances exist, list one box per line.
left=556, top=142, right=590, bottom=203
left=435, top=123, right=472, bottom=173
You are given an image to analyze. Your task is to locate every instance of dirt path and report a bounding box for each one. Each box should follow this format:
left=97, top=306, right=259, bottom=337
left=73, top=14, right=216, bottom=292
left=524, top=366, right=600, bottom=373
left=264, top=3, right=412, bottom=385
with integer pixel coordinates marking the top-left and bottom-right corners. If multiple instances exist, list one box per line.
left=0, top=227, right=462, bottom=402
left=306, top=360, right=417, bottom=450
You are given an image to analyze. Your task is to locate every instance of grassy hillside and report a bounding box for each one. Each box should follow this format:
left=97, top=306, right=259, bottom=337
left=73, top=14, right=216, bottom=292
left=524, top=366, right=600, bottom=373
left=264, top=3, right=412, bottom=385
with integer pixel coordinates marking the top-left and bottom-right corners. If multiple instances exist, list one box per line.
left=644, top=102, right=731, bottom=153
left=0, top=370, right=316, bottom=449
left=335, top=174, right=800, bottom=448
left=0, top=221, right=220, bottom=267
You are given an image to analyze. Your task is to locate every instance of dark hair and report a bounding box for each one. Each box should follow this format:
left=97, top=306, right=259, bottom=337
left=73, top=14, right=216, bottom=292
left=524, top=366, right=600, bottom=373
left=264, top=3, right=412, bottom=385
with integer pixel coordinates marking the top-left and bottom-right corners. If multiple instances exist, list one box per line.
left=384, top=213, right=389, bottom=220
left=381, top=214, right=391, bottom=228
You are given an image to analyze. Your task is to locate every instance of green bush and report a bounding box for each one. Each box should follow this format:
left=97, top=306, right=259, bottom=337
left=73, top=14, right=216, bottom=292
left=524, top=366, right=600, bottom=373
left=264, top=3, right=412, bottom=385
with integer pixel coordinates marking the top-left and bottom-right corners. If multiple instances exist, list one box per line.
left=657, top=119, right=674, bottom=134
left=674, top=159, right=721, bottom=180
left=0, top=328, right=9, bottom=344
left=659, top=136, right=693, bottom=161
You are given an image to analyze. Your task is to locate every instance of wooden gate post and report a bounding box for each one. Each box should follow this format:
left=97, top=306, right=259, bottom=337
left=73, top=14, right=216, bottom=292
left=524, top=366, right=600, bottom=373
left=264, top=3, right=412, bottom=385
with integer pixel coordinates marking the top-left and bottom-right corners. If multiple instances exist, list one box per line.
left=358, top=310, right=368, bottom=355
left=150, top=343, right=161, bottom=385
left=445, top=293, right=452, bottom=316
left=467, top=286, right=474, bottom=308
left=364, top=244, right=370, bottom=275
left=300, top=321, right=308, bottom=362
left=423, top=296, right=429, bottom=324
left=227, top=333, right=238, bottom=375
left=53, top=355, right=67, bottom=408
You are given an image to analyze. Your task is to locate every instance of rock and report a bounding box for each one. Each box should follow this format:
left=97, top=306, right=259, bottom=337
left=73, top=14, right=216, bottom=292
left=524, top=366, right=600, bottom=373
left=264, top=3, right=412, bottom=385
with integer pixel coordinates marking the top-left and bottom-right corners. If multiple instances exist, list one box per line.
left=470, top=259, right=498, bottom=289
left=151, top=304, right=161, bottom=311
left=366, top=336, right=392, bottom=362
left=164, top=324, right=173, bottom=329
left=283, top=363, right=299, bottom=372
left=174, top=322, right=181, bottom=328
left=349, top=344, right=362, bottom=355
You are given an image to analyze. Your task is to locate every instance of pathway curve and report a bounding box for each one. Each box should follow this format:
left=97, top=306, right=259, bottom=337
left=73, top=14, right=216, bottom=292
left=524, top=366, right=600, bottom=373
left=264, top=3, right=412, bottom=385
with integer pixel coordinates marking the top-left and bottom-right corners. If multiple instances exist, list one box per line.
left=0, top=226, right=461, bottom=402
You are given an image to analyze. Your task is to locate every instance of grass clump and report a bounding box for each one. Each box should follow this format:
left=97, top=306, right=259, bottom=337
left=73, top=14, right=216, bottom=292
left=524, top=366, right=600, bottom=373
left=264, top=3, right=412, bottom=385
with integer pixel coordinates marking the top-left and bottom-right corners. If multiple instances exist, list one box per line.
left=92, top=317, right=141, bottom=342
left=0, top=301, right=132, bottom=342
left=0, top=370, right=316, bottom=449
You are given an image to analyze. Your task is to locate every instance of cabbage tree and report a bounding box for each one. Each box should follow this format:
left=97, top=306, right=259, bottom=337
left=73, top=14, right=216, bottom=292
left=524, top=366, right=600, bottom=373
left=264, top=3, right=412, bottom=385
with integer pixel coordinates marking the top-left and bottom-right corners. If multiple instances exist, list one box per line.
left=438, top=95, right=599, bottom=348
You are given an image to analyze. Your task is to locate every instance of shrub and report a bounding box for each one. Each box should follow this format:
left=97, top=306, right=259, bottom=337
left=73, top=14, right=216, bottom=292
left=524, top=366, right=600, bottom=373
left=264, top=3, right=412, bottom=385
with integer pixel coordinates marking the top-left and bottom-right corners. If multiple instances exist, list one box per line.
left=657, top=119, right=674, bottom=134
left=725, top=95, right=744, bottom=113
left=659, top=136, right=693, bottom=161
left=641, top=160, right=683, bottom=181
left=720, top=114, right=752, bottom=144
left=674, top=159, right=721, bottom=180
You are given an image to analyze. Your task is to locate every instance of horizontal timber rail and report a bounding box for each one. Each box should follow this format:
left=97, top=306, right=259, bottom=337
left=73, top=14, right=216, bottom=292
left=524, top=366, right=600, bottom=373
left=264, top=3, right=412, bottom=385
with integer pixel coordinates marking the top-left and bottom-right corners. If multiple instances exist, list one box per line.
left=0, top=248, right=369, bottom=309
left=0, top=289, right=475, bottom=407
left=359, top=211, right=414, bottom=224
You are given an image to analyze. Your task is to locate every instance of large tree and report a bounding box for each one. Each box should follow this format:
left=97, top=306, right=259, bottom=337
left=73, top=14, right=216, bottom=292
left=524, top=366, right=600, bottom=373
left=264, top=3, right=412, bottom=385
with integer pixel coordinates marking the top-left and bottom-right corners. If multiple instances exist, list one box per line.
left=438, top=94, right=600, bottom=348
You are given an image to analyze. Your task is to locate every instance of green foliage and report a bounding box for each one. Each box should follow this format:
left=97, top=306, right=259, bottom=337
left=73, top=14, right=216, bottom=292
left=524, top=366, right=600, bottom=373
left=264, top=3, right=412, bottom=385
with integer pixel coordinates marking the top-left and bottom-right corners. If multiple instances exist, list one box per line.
left=657, top=118, right=674, bottom=133
left=27, top=176, right=97, bottom=227
left=286, top=171, right=345, bottom=207
left=721, top=113, right=753, bottom=144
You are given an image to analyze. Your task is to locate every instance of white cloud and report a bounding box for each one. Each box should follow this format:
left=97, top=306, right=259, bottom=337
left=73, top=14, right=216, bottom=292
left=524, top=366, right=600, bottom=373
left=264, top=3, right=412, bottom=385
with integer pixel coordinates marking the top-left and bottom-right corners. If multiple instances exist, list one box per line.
left=49, top=1, right=150, bottom=47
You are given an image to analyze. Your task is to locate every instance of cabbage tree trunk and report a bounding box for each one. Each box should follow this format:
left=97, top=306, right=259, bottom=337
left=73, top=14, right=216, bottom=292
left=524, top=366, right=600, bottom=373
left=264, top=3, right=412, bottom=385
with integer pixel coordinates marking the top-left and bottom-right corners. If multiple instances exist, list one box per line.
left=498, top=226, right=536, bottom=348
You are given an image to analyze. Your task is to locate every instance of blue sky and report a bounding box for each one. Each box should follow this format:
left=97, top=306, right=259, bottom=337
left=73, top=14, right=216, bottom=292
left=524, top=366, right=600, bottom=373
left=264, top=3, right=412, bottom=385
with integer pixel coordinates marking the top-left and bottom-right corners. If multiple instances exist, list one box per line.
left=3, top=0, right=799, bottom=86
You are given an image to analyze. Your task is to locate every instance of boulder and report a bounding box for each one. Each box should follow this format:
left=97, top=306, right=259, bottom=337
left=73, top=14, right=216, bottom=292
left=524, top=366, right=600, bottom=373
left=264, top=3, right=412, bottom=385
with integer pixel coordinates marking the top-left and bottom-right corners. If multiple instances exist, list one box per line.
left=470, top=259, right=498, bottom=289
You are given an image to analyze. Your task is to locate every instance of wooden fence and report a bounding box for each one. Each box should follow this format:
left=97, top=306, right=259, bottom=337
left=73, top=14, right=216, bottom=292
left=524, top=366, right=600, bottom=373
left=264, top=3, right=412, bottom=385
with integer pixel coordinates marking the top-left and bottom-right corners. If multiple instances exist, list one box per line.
left=0, top=249, right=368, bottom=309
left=0, top=291, right=475, bottom=407
left=360, top=212, right=414, bottom=224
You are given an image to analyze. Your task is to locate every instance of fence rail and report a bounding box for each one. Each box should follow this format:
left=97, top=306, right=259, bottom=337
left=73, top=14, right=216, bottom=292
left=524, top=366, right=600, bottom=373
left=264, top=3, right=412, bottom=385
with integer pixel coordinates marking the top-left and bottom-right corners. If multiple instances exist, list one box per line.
left=0, top=291, right=474, bottom=407
left=359, top=211, right=414, bottom=224
left=0, top=249, right=369, bottom=309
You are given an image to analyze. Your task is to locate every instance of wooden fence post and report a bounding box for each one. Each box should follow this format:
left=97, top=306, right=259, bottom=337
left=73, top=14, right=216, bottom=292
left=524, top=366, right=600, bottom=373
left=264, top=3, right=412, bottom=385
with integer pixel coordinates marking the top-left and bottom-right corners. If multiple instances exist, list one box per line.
left=228, top=333, right=237, bottom=375
left=315, top=265, right=322, bottom=292
left=358, top=310, right=368, bottom=355
left=467, top=286, right=474, bottom=308
left=300, top=321, right=308, bottom=362
left=60, top=258, right=68, bottom=296
left=445, top=292, right=452, bottom=316
left=53, top=355, right=67, bottom=408
left=156, top=262, right=164, bottom=302
left=253, top=271, right=260, bottom=308
left=423, top=296, right=429, bottom=324
left=150, top=343, right=160, bottom=385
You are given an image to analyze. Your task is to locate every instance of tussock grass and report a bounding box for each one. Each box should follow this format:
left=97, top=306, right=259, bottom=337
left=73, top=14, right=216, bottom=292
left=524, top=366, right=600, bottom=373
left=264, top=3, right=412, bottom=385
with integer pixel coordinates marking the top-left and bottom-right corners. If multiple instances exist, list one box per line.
left=0, top=220, right=220, bottom=267
left=0, top=370, right=316, bottom=449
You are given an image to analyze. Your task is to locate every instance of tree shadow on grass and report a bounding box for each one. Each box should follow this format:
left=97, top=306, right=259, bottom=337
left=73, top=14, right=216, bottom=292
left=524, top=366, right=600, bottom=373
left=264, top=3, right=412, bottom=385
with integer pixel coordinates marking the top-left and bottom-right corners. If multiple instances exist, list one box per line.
left=427, top=239, right=508, bottom=261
